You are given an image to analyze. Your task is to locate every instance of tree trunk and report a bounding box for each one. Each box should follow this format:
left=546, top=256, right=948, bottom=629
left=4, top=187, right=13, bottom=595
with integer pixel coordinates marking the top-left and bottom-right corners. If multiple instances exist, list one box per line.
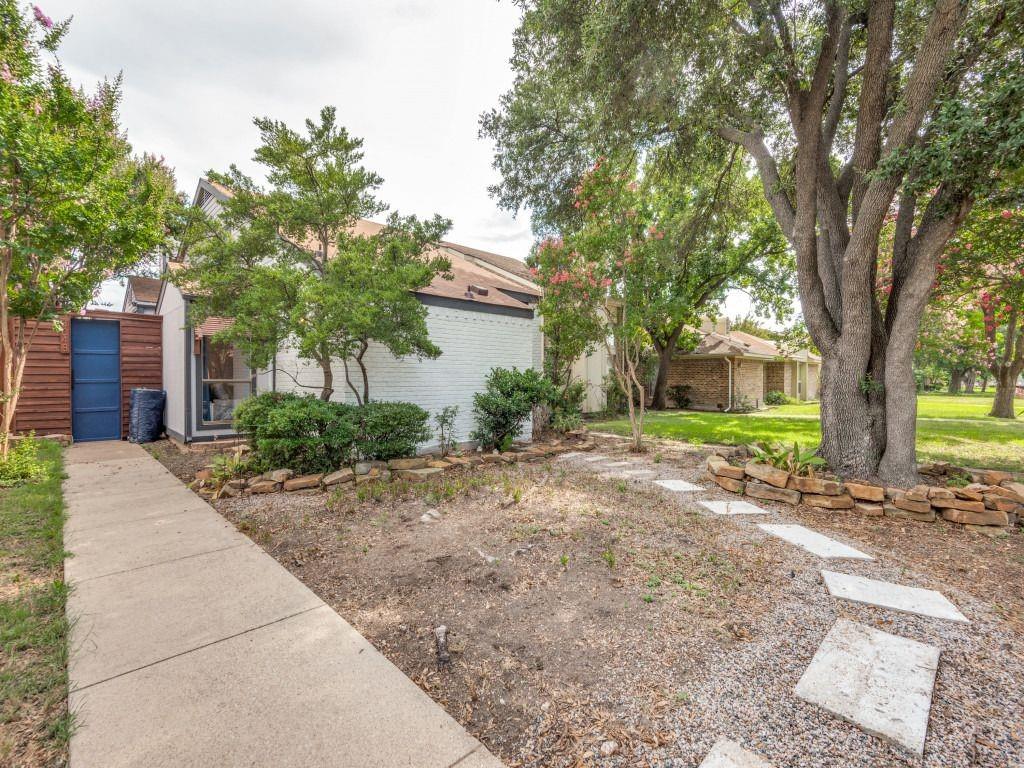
left=990, top=371, right=1018, bottom=418
left=964, top=369, right=976, bottom=393
left=649, top=325, right=683, bottom=410
left=816, top=355, right=885, bottom=479
left=319, top=360, right=334, bottom=401
left=947, top=369, right=963, bottom=394
left=651, top=344, right=674, bottom=410
left=980, top=373, right=989, bottom=392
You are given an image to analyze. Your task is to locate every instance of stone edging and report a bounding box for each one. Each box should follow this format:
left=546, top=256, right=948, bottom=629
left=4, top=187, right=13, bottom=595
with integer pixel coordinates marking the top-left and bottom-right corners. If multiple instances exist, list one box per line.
left=706, top=455, right=1023, bottom=530
left=193, top=434, right=597, bottom=498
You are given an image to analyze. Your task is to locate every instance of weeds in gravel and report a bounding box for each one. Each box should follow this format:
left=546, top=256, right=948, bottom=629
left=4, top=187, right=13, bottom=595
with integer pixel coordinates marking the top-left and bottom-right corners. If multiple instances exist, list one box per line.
left=601, top=548, right=616, bottom=569
left=615, top=481, right=627, bottom=493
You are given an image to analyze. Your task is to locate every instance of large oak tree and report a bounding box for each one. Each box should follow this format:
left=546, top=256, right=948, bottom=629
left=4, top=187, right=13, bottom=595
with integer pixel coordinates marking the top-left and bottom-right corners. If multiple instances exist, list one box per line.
left=484, top=0, right=1024, bottom=484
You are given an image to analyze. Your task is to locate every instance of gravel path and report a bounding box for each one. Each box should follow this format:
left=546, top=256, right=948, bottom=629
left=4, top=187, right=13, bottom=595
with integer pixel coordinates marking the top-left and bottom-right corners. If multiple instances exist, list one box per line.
left=560, top=440, right=1024, bottom=767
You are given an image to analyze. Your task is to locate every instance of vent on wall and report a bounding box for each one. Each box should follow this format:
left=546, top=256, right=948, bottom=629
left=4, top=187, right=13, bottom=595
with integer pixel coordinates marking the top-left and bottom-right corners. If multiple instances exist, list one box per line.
left=464, top=284, right=489, bottom=298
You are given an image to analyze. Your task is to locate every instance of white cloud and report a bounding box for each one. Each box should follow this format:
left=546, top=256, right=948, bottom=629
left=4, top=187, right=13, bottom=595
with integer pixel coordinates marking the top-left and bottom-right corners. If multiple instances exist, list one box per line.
left=40, top=1, right=534, bottom=306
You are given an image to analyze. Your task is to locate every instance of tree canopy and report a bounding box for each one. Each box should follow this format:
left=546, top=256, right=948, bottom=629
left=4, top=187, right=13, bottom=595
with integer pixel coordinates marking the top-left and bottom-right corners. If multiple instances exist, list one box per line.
left=176, top=108, right=452, bottom=402
left=484, top=0, right=1024, bottom=483
left=0, top=1, right=175, bottom=454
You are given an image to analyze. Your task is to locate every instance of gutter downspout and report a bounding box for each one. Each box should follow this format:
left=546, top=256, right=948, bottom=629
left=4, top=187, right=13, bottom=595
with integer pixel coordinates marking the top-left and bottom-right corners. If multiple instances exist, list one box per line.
left=724, top=357, right=734, bottom=412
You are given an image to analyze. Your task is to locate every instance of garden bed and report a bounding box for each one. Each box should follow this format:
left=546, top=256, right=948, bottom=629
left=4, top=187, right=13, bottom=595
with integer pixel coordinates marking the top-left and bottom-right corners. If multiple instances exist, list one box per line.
left=149, top=436, right=1024, bottom=766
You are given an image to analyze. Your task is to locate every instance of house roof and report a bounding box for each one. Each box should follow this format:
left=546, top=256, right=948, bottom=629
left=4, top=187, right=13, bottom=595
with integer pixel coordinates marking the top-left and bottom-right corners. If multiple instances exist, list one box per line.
left=440, top=241, right=536, bottom=283
left=686, top=328, right=820, bottom=363
left=125, top=276, right=162, bottom=307
left=178, top=179, right=539, bottom=315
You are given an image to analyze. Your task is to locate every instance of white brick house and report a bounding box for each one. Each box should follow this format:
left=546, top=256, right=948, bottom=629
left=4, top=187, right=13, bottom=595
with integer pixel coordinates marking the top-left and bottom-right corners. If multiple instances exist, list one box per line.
left=154, top=178, right=543, bottom=447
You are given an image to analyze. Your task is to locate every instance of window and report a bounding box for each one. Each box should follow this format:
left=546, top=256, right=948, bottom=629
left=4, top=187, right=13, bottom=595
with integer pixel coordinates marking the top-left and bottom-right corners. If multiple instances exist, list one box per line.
left=200, top=338, right=253, bottom=425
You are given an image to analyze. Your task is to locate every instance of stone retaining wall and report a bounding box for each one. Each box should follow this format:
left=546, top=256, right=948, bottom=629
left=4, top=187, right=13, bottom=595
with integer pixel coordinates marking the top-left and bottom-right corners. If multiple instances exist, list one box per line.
left=706, top=455, right=1023, bottom=530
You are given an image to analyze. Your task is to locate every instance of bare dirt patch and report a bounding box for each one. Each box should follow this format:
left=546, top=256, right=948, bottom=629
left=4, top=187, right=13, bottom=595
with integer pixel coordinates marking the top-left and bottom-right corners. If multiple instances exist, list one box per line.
left=210, top=458, right=784, bottom=766
left=152, top=437, right=1024, bottom=767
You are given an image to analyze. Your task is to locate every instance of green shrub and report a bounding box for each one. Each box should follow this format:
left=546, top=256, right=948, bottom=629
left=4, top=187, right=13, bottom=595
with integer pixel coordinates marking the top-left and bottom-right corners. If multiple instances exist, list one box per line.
left=764, top=390, right=792, bottom=406
left=668, top=384, right=692, bottom=408
left=354, top=401, right=431, bottom=460
left=236, top=393, right=432, bottom=472
left=0, top=434, right=44, bottom=487
left=471, top=367, right=554, bottom=449
left=549, top=380, right=586, bottom=432
left=235, top=392, right=357, bottom=474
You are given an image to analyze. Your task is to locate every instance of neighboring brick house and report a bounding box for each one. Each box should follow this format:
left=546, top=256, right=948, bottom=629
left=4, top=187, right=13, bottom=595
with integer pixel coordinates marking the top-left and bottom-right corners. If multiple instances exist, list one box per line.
left=666, top=318, right=820, bottom=410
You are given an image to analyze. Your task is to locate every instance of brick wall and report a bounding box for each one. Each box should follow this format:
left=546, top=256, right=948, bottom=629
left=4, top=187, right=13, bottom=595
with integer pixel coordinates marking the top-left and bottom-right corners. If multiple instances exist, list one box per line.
left=732, top=359, right=764, bottom=408
left=765, top=362, right=785, bottom=395
left=667, top=358, right=729, bottom=409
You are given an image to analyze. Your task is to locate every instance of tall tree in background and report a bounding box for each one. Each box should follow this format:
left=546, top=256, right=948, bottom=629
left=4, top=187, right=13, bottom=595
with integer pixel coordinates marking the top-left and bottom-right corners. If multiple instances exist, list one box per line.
left=914, top=299, right=987, bottom=393
left=176, top=108, right=452, bottom=403
left=0, top=2, right=174, bottom=456
left=940, top=200, right=1024, bottom=417
left=484, top=0, right=1024, bottom=484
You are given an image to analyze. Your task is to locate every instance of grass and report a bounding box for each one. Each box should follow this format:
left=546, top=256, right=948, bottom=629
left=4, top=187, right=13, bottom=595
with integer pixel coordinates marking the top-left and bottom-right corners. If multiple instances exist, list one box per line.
left=590, top=392, right=1024, bottom=473
left=0, top=440, right=72, bottom=767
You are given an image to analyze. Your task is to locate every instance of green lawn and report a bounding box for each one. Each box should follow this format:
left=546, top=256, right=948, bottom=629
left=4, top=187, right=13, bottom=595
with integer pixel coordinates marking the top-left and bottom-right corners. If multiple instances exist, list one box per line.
left=0, top=441, right=72, bottom=765
left=589, top=392, right=1024, bottom=473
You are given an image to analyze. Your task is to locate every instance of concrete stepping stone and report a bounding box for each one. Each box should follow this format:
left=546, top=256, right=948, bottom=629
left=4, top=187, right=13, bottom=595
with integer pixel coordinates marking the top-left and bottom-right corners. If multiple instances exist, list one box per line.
left=581, top=454, right=610, bottom=463
left=821, top=570, right=968, bottom=623
left=699, top=738, right=774, bottom=767
left=600, top=469, right=656, bottom=480
left=698, top=499, right=771, bottom=516
left=757, top=524, right=873, bottom=560
left=556, top=451, right=584, bottom=460
left=655, top=479, right=703, bottom=492
left=795, top=618, right=939, bottom=757
left=601, top=460, right=631, bottom=467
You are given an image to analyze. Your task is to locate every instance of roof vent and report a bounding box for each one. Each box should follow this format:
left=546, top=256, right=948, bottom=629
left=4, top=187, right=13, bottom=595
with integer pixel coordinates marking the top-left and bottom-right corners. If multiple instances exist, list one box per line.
left=467, top=284, right=489, bottom=297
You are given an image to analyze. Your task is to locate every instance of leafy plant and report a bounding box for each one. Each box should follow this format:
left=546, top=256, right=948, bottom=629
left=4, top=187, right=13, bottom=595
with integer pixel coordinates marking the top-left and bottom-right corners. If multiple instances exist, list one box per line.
left=764, top=390, right=792, bottom=406
left=434, top=405, right=459, bottom=457
left=668, top=384, right=692, bottom=409
left=600, top=548, right=616, bottom=569
left=0, top=434, right=44, bottom=487
left=748, top=441, right=827, bottom=477
left=354, top=401, right=431, bottom=461
left=471, top=367, right=553, bottom=449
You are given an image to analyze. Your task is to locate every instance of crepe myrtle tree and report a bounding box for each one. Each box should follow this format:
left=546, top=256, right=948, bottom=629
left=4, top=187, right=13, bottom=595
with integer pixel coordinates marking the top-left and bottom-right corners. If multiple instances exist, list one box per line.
left=177, top=108, right=452, bottom=403
left=939, top=202, right=1024, bottom=417
left=529, top=153, right=793, bottom=409
left=0, top=2, right=174, bottom=457
left=484, top=0, right=1024, bottom=485
left=532, top=157, right=722, bottom=450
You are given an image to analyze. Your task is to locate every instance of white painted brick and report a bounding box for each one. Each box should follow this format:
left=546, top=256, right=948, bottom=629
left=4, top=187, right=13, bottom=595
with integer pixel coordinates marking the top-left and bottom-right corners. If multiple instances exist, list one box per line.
left=273, top=305, right=542, bottom=446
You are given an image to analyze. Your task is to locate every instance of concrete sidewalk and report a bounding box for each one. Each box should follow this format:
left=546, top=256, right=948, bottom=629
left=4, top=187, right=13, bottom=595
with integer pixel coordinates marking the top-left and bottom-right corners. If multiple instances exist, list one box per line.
left=64, top=441, right=502, bottom=768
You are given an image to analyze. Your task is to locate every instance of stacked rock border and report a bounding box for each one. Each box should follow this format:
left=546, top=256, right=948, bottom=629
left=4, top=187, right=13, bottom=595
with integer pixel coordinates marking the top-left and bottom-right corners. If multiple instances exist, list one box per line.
left=194, top=430, right=597, bottom=498
left=706, top=454, right=1023, bottom=531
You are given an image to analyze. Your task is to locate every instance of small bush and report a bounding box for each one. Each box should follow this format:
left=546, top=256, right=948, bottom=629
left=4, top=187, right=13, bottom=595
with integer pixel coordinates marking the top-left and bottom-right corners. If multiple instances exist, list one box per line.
left=355, top=401, right=431, bottom=461
left=764, top=390, right=792, bottom=406
left=667, top=384, right=692, bottom=409
left=434, top=405, right=459, bottom=457
left=548, top=380, right=586, bottom=432
left=730, top=394, right=757, bottom=413
left=471, top=367, right=554, bottom=449
left=0, top=435, right=45, bottom=487
left=235, top=392, right=357, bottom=474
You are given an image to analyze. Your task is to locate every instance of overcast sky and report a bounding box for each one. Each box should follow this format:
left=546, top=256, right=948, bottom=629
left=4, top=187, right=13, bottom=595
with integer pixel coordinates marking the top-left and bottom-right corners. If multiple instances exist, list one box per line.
left=49, top=0, right=757, bottom=317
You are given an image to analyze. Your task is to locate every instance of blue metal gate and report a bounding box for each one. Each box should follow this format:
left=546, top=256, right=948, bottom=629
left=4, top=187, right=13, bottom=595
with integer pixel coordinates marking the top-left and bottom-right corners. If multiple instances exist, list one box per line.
left=71, top=319, right=121, bottom=441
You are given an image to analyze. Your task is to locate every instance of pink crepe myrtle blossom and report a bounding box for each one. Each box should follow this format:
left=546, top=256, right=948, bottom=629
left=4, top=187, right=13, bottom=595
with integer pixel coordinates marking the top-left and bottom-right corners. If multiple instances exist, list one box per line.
left=1, top=62, right=14, bottom=84
left=1002, top=210, right=1014, bottom=219
left=33, top=5, right=53, bottom=28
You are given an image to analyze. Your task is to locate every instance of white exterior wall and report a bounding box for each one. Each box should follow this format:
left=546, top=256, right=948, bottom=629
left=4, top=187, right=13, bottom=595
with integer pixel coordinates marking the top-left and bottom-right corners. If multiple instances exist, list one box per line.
left=160, top=283, right=187, bottom=439
left=570, top=344, right=610, bottom=413
left=273, top=304, right=542, bottom=446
